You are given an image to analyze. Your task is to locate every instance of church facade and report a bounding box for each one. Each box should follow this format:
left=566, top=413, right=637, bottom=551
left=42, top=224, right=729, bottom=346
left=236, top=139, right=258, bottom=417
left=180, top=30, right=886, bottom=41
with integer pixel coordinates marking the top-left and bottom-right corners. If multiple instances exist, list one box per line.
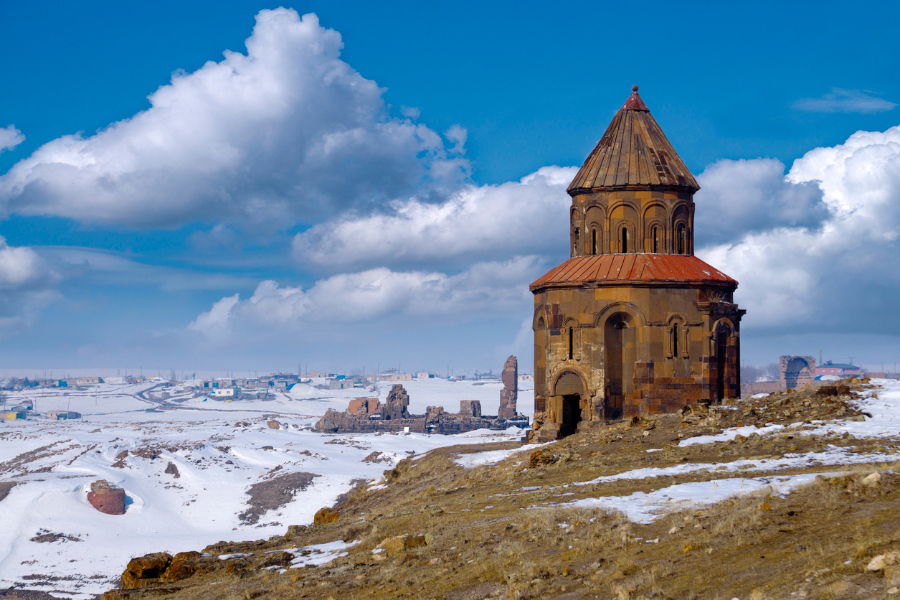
left=530, top=86, right=745, bottom=442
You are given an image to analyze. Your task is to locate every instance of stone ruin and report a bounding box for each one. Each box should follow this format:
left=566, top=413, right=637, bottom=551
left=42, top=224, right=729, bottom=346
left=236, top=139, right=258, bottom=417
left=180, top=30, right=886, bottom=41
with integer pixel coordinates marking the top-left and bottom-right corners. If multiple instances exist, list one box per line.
left=498, top=355, right=518, bottom=419
left=315, top=381, right=529, bottom=435
left=87, top=480, right=126, bottom=515
left=780, top=355, right=817, bottom=390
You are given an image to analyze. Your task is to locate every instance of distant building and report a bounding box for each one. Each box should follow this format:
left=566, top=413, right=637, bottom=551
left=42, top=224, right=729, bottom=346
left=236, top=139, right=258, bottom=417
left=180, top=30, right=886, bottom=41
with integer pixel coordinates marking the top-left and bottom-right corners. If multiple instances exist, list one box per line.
left=75, top=377, right=102, bottom=386
left=816, top=361, right=861, bottom=378
left=303, top=371, right=327, bottom=378
left=329, top=379, right=354, bottom=389
left=519, top=374, right=535, bottom=381
left=5, top=411, right=25, bottom=420
left=416, top=372, right=436, bottom=379
left=378, top=371, right=413, bottom=382
left=211, top=388, right=235, bottom=398
left=46, top=410, right=82, bottom=420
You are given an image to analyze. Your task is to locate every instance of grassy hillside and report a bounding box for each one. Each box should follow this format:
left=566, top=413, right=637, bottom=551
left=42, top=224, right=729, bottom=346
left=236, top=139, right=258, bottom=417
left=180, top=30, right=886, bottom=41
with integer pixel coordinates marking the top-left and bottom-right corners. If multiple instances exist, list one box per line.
left=103, top=380, right=900, bottom=599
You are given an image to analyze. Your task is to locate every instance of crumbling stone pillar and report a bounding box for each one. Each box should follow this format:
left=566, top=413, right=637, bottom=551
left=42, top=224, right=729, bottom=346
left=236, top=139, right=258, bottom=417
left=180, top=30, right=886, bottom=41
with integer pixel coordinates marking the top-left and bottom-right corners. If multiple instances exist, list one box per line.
left=499, top=355, right=518, bottom=419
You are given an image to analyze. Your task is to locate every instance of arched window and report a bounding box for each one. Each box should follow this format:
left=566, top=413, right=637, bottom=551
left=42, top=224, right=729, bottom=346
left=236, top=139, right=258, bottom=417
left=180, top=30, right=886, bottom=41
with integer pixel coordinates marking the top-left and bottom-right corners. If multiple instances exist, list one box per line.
left=676, top=224, right=686, bottom=254
left=671, top=324, right=679, bottom=358
left=591, top=229, right=597, bottom=255
left=620, top=227, right=629, bottom=253
left=567, top=327, right=574, bottom=360
left=651, top=226, right=659, bottom=253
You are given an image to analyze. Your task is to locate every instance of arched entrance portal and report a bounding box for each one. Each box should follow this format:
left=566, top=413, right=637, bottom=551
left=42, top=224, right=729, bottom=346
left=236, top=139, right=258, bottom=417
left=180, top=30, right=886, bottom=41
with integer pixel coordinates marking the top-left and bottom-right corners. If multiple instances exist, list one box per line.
left=784, top=357, right=810, bottom=389
left=604, top=313, right=634, bottom=418
left=554, top=372, right=584, bottom=437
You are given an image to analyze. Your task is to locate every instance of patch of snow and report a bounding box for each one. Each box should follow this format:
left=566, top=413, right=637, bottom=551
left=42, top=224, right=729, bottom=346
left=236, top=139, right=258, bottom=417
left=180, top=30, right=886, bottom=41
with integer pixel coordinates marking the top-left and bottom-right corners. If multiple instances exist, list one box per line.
left=452, top=442, right=552, bottom=468
left=679, top=424, right=785, bottom=446
left=565, top=473, right=825, bottom=523
left=572, top=447, right=896, bottom=487
left=288, top=540, right=358, bottom=568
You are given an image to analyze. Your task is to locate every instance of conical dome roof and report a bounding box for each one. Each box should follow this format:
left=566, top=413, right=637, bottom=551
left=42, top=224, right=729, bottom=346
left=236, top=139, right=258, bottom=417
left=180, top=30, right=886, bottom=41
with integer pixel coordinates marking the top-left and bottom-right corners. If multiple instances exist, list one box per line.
left=567, top=86, right=699, bottom=194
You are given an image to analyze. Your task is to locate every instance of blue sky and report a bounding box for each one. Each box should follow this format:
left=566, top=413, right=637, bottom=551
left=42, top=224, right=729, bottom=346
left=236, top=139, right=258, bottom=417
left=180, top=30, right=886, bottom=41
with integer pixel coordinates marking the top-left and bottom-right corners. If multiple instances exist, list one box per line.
left=1, top=0, right=899, bottom=374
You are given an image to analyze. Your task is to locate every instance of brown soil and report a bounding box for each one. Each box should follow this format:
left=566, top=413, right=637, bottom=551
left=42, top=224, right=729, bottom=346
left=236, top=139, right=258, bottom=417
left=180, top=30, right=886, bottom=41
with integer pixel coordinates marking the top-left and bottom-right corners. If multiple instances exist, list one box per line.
left=238, top=471, right=319, bottom=525
left=0, top=481, right=15, bottom=503
left=103, top=379, right=900, bottom=599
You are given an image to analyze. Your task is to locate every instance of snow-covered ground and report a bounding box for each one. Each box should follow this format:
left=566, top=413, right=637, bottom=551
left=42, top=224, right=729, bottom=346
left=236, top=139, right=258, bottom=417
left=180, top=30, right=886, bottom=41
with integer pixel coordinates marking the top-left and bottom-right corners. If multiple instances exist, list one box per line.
left=0, top=378, right=532, bottom=598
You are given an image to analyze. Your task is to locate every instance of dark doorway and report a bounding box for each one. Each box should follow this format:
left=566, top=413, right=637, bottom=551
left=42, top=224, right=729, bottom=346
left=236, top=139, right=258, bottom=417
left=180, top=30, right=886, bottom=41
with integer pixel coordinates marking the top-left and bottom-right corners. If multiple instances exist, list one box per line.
left=560, top=395, right=582, bottom=436
left=555, top=372, right=584, bottom=438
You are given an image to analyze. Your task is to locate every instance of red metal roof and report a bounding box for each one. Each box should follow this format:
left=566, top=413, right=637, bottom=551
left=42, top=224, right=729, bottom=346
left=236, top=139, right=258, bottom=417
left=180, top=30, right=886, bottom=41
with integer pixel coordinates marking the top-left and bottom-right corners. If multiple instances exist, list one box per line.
left=530, top=254, right=737, bottom=291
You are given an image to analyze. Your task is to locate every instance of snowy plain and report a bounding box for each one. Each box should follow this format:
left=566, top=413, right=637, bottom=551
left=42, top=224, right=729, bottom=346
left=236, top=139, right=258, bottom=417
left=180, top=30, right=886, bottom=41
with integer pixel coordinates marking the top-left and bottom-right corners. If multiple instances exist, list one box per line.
left=0, top=378, right=532, bottom=598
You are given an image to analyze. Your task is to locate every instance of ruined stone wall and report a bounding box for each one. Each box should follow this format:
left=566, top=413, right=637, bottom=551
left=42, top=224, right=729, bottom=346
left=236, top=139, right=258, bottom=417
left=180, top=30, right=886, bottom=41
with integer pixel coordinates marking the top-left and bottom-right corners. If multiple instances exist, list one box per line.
left=780, top=356, right=817, bottom=390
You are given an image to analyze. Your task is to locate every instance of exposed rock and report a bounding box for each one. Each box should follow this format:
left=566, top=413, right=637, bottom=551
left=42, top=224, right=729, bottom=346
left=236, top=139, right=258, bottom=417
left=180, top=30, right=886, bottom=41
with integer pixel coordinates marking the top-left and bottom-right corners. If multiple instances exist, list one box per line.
left=499, top=355, right=518, bottom=419
left=529, top=449, right=559, bottom=468
left=376, top=534, right=427, bottom=556
left=314, top=507, right=339, bottom=526
left=121, top=552, right=172, bottom=589
left=362, top=451, right=394, bottom=464
left=87, top=480, right=126, bottom=515
left=258, top=551, right=295, bottom=568
left=164, top=461, right=180, bottom=478
left=161, top=551, right=219, bottom=582
left=863, top=472, right=882, bottom=486
left=267, top=420, right=282, bottom=430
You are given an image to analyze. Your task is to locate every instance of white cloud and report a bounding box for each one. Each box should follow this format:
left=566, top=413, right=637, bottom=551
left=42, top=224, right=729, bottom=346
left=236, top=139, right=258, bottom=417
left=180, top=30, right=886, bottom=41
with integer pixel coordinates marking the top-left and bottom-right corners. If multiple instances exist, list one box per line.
left=699, top=124, right=900, bottom=331
left=694, top=158, right=827, bottom=246
left=189, top=256, right=542, bottom=341
left=0, top=236, right=60, bottom=333
left=292, top=166, right=575, bottom=271
left=0, top=9, right=468, bottom=228
left=793, top=88, right=896, bottom=114
left=0, top=125, right=24, bottom=153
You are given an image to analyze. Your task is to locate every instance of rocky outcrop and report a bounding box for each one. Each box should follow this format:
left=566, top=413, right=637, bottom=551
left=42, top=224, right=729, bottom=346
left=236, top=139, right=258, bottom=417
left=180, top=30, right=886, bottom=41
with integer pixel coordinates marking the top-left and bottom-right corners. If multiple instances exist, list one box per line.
left=499, top=355, right=518, bottom=419
left=87, top=480, right=126, bottom=515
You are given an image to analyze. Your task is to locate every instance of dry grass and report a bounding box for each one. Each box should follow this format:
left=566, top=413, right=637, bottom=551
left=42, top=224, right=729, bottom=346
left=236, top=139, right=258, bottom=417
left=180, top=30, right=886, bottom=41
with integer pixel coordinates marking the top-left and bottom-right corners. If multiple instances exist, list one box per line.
left=103, top=380, right=900, bottom=600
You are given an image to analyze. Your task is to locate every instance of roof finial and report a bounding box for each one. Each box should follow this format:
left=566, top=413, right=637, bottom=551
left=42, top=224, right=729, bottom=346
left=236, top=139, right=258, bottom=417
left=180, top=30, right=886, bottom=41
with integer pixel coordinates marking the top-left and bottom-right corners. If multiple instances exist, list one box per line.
left=632, top=84, right=639, bottom=92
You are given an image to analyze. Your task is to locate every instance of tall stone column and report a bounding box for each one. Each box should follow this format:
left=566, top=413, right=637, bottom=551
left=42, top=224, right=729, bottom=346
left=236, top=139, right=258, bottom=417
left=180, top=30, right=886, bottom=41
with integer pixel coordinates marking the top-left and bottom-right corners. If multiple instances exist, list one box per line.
left=499, top=356, right=518, bottom=419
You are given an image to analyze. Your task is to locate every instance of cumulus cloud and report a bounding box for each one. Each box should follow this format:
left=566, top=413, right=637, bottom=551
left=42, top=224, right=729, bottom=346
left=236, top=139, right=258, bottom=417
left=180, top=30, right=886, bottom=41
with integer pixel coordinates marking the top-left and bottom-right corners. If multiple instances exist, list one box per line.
left=699, top=124, right=900, bottom=332
left=0, top=126, right=24, bottom=153
left=0, top=236, right=60, bottom=333
left=292, top=166, right=574, bottom=271
left=694, top=158, right=828, bottom=246
left=0, top=9, right=468, bottom=228
left=189, top=256, right=542, bottom=341
left=793, top=88, right=896, bottom=114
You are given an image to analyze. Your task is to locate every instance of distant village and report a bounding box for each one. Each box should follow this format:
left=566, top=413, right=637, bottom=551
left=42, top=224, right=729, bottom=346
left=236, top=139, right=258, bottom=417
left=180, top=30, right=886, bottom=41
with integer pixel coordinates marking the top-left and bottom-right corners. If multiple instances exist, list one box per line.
left=1, top=366, right=537, bottom=423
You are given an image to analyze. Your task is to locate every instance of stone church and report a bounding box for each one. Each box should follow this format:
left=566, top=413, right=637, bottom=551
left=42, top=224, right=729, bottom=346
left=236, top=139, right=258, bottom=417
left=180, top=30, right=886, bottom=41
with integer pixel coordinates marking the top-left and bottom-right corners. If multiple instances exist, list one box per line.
left=531, top=85, right=745, bottom=442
